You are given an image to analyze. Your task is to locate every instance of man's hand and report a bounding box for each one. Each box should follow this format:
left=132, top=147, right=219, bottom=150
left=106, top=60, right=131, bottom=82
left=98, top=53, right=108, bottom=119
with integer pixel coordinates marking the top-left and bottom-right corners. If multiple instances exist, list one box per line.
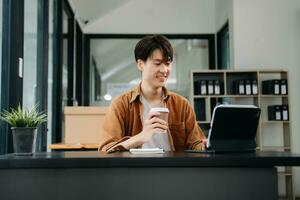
left=198, top=139, right=208, bottom=150
left=139, top=112, right=168, bottom=143
left=108, top=112, right=169, bottom=151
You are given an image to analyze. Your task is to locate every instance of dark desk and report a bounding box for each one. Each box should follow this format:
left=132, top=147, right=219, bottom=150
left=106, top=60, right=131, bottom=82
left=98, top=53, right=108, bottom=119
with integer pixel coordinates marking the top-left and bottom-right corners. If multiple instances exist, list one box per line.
left=0, top=151, right=300, bottom=200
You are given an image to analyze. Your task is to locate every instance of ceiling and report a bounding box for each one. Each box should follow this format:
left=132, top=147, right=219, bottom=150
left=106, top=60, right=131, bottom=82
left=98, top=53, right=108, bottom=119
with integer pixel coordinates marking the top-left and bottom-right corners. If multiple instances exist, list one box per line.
left=68, top=0, right=215, bottom=34
left=68, top=0, right=131, bottom=31
left=67, top=0, right=211, bottom=99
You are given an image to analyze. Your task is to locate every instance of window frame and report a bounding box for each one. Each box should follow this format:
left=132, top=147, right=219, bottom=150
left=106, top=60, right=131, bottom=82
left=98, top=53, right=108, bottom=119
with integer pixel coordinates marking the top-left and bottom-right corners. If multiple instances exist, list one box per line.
left=83, top=34, right=216, bottom=106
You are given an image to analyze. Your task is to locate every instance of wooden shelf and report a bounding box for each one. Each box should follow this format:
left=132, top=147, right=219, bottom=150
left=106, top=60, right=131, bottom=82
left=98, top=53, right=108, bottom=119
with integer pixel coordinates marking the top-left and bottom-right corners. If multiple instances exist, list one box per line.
left=258, top=70, right=288, bottom=74
left=194, top=95, right=225, bottom=98
left=260, top=121, right=290, bottom=124
left=191, top=69, right=292, bottom=198
left=194, top=95, right=259, bottom=98
left=260, top=95, right=288, bottom=98
left=226, top=95, right=259, bottom=98
left=278, top=172, right=292, bottom=176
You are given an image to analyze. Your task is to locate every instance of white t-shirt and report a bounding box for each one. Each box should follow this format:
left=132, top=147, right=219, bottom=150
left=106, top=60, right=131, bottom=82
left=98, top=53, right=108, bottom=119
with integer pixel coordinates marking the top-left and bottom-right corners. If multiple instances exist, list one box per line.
left=140, top=94, right=171, bottom=151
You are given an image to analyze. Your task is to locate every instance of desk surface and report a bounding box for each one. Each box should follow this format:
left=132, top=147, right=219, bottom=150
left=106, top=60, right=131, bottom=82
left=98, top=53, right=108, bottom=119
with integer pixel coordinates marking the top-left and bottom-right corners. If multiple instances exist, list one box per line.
left=0, top=151, right=284, bottom=200
left=0, top=151, right=300, bottom=169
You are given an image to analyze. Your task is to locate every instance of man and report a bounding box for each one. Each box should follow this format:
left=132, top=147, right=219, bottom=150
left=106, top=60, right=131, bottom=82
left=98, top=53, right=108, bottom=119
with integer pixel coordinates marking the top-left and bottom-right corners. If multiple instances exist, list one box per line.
left=99, top=35, right=206, bottom=152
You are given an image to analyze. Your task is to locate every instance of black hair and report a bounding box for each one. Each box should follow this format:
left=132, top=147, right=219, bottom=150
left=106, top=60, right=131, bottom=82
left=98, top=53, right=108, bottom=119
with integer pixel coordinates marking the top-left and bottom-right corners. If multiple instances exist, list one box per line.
left=134, top=35, right=173, bottom=63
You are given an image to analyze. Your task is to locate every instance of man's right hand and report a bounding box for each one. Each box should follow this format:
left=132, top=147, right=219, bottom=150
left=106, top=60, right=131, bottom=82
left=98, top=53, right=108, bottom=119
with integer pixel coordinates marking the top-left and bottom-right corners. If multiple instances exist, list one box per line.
left=139, top=111, right=168, bottom=143
left=111, top=112, right=169, bottom=151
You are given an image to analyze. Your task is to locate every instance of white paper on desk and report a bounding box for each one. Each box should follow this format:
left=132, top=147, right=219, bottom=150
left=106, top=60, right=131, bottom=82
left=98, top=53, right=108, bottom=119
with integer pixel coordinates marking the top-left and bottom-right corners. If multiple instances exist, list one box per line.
left=129, top=148, right=164, bottom=154
left=65, top=143, right=81, bottom=146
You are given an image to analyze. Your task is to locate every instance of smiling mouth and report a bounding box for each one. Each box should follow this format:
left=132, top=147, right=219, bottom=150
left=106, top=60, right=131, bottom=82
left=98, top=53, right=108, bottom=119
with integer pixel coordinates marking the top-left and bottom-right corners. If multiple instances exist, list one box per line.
left=157, top=73, right=167, bottom=78
left=157, top=76, right=167, bottom=82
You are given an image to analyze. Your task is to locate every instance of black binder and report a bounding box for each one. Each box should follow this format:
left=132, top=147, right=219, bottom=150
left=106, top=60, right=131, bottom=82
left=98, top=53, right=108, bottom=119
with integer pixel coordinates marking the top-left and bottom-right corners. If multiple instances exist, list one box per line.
left=268, top=105, right=282, bottom=121
left=200, top=80, right=207, bottom=95
left=234, top=80, right=245, bottom=95
left=282, top=105, right=289, bottom=121
left=194, top=80, right=200, bottom=95
left=252, top=79, right=258, bottom=95
left=280, top=79, right=288, bottom=95
left=262, top=79, right=280, bottom=95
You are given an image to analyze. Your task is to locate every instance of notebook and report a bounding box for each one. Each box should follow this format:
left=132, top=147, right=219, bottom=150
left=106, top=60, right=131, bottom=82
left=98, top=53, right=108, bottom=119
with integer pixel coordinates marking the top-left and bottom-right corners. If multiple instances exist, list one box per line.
left=185, top=104, right=261, bottom=153
left=129, top=148, right=164, bottom=154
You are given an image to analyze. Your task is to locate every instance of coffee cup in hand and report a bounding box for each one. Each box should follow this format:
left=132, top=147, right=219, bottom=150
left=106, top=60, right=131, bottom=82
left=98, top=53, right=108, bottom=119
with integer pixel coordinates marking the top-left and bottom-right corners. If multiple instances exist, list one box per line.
left=150, top=107, right=169, bottom=126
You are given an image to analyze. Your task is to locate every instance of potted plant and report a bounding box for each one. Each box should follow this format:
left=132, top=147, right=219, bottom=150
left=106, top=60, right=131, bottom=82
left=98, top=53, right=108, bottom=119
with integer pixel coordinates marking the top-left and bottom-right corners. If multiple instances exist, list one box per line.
left=0, top=104, right=47, bottom=155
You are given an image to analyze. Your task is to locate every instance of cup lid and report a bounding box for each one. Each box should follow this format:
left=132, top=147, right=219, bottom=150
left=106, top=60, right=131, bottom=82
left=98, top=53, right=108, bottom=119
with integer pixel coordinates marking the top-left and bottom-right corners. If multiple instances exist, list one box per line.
left=150, top=107, right=169, bottom=113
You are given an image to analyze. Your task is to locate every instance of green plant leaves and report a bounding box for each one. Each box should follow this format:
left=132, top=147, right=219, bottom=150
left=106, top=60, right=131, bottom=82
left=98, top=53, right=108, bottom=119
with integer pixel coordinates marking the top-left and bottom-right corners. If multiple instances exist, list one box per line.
left=0, top=104, right=47, bottom=128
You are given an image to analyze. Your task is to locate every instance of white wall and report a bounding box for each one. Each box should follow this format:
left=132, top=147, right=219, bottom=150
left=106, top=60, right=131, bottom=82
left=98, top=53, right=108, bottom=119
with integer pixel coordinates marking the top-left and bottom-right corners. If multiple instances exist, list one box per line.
left=83, top=0, right=216, bottom=34
left=231, top=0, right=300, bottom=195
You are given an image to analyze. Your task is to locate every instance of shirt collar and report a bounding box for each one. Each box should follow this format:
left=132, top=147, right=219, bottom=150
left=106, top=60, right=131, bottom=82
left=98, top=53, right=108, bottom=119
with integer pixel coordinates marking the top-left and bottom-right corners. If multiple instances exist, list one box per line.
left=130, top=82, right=170, bottom=103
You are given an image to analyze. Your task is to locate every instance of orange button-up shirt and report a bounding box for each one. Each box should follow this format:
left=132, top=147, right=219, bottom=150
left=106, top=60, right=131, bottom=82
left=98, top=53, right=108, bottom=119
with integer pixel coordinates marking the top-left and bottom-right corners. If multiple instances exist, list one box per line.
left=98, top=84, right=206, bottom=152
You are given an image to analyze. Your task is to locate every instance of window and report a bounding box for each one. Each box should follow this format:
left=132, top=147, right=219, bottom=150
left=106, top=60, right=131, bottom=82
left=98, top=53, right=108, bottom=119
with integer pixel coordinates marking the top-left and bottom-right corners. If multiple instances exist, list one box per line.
left=23, top=0, right=38, bottom=108
left=47, top=0, right=54, bottom=150
left=89, top=36, right=214, bottom=105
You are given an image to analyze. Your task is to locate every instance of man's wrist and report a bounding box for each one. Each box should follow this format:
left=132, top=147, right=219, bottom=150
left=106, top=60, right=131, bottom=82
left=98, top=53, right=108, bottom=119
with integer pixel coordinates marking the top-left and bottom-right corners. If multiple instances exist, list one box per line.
left=135, top=131, right=146, bottom=144
left=119, top=133, right=145, bottom=150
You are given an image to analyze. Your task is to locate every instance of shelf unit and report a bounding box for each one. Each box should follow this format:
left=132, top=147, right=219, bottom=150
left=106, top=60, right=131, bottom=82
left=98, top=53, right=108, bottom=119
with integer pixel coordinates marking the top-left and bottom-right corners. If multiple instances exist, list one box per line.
left=190, top=69, right=293, bottom=199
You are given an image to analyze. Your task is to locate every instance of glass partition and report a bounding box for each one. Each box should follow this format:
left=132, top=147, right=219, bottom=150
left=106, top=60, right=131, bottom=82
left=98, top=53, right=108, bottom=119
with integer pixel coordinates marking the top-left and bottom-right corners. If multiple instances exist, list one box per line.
left=47, top=0, right=54, bottom=150
left=22, top=0, right=38, bottom=109
left=90, top=38, right=210, bottom=105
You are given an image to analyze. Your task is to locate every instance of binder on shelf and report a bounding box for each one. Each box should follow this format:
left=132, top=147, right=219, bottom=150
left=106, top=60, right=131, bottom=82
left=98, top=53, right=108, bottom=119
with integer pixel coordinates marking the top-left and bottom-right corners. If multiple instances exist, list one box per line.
left=238, top=80, right=245, bottom=95
left=245, top=80, right=252, bottom=95
left=194, top=80, right=200, bottom=95
left=214, top=80, right=220, bottom=95
left=252, top=79, right=258, bottom=95
left=262, top=79, right=280, bottom=95
left=194, top=99, right=206, bottom=121
left=282, top=105, right=289, bottom=121
left=208, top=80, right=214, bottom=95
left=274, top=80, right=280, bottom=94
left=268, top=105, right=282, bottom=121
left=200, top=80, right=207, bottom=95
left=280, top=79, right=288, bottom=95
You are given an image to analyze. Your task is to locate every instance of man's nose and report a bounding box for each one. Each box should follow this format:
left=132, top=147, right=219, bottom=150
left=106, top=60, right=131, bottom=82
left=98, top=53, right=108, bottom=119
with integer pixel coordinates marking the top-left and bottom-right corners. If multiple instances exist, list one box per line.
left=160, top=64, right=168, bottom=73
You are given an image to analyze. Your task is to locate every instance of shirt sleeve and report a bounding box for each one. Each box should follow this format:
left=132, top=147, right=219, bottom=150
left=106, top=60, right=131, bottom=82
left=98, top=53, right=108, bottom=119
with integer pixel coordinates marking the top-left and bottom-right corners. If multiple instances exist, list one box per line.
left=98, top=97, right=131, bottom=152
left=184, top=101, right=207, bottom=150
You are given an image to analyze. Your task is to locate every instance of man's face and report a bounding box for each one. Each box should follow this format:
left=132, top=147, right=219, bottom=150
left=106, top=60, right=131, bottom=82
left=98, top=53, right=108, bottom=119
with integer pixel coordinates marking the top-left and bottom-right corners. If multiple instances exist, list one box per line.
left=137, top=49, right=172, bottom=89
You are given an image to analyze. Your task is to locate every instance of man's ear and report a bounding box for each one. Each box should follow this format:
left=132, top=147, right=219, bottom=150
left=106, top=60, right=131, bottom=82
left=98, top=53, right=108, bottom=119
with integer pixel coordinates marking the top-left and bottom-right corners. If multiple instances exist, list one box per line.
left=136, top=59, right=144, bottom=72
